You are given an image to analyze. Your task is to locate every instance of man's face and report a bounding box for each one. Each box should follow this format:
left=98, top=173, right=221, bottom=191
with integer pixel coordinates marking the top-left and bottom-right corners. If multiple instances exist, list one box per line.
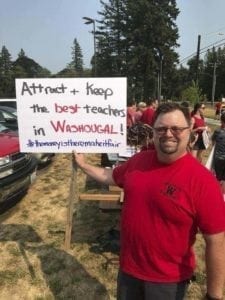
left=153, top=110, right=190, bottom=159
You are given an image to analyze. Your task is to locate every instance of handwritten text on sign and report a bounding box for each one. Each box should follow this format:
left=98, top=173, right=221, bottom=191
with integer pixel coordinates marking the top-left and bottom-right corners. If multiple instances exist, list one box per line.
left=16, top=78, right=127, bottom=153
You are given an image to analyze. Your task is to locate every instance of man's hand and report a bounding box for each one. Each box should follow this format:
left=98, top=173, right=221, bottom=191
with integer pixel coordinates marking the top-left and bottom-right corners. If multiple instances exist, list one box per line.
left=72, top=151, right=115, bottom=186
left=73, top=152, right=86, bottom=169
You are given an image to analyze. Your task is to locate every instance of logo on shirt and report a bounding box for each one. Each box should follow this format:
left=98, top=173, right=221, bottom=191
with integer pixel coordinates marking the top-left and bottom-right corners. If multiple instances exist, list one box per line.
left=161, top=182, right=180, bottom=200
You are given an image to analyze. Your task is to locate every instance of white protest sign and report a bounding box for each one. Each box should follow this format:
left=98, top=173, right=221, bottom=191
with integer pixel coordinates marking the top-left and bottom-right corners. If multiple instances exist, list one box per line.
left=16, top=78, right=127, bottom=153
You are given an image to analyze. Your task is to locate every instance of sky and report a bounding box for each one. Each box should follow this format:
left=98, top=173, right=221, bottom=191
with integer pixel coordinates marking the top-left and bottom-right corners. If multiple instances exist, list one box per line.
left=1, top=0, right=225, bottom=73
left=177, top=0, right=225, bottom=65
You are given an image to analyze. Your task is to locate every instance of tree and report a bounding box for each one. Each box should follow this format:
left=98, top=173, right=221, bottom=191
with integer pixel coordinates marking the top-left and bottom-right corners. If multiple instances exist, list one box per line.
left=0, top=46, right=14, bottom=97
left=56, top=67, right=78, bottom=78
left=186, top=56, right=204, bottom=85
left=18, top=48, right=26, bottom=58
left=68, top=38, right=84, bottom=75
left=0, top=47, right=52, bottom=97
left=174, top=55, right=205, bottom=101
left=194, top=46, right=225, bottom=102
left=181, top=81, right=203, bottom=104
left=168, top=65, right=190, bottom=100
left=214, top=47, right=225, bottom=99
left=0, top=46, right=13, bottom=73
left=13, top=55, right=51, bottom=78
left=96, top=0, right=180, bottom=101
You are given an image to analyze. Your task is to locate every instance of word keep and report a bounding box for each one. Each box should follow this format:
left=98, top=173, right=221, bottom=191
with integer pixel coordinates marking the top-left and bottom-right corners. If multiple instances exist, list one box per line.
left=86, top=82, right=113, bottom=100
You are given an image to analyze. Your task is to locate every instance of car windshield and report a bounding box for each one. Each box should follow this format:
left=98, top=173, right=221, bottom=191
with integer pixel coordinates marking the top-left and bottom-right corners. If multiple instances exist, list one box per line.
left=0, top=109, right=17, bottom=120
left=0, top=123, right=10, bottom=133
left=0, top=106, right=17, bottom=116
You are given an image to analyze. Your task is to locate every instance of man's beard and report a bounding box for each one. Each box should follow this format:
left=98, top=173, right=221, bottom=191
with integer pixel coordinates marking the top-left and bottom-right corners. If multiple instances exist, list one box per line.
left=158, top=137, right=179, bottom=154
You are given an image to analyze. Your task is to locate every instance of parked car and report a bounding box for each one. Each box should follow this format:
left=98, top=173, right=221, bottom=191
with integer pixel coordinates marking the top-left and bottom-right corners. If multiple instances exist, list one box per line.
left=0, top=104, right=54, bottom=166
left=0, top=105, right=17, bottom=116
left=0, top=124, right=37, bottom=213
left=0, top=106, right=18, bottom=131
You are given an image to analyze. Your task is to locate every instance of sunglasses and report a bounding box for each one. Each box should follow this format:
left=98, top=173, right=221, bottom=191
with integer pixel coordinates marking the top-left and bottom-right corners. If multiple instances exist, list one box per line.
left=153, top=126, right=190, bottom=135
left=201, top=106, right=205, bottom=109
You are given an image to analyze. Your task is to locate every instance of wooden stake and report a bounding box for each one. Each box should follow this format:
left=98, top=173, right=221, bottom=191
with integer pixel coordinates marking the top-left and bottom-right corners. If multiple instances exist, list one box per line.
left=64, top=152, right=77, bottom=250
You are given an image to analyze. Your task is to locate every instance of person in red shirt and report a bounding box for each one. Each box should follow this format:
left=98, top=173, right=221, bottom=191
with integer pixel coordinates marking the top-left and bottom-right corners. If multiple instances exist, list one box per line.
left=134, top=101, right=147, bottom=123
left=191, top=103, right=210, bottom=163
left=73, top=103, right=225, bottom=300
left=220, top=98, right=225, bottom=115
left=126, top=102, right=136, bottom=128
left=139, top=99, right=156, bottom=126
left=215, top=101, right=222, bottom=119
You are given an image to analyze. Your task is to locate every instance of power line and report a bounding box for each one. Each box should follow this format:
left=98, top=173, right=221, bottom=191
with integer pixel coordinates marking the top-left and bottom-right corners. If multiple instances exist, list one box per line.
left=200, top=37, right=225, bottom=53
left=179, top=51, right=196, bottom=64
left=179, top=37, right=225, bottom=64
left=200, top=41, right=225, bottom=56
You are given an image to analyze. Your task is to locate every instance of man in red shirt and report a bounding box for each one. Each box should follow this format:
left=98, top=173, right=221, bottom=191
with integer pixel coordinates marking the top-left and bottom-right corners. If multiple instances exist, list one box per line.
left=74, top=103, right=225, bottom=300
left=140, top=99, right=157, bottom=126
left=126, top=102, right=136, bottom=128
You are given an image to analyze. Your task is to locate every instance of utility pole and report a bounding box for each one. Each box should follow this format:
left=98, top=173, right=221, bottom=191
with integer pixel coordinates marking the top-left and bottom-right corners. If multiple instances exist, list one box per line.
left=195, top=35, right=201, bottom=85
left=157, top=49, right=163, bottom=103
left=157, top=72, right=160, bottom=102
left=211, top=62, right=217, bottom=106
left=159, top=55, right=163, bottom=103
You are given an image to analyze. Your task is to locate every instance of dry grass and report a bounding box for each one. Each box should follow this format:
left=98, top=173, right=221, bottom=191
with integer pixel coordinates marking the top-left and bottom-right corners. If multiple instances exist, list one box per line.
left=0, top=108, right=223, bottom=300
left=0, top=154, right=119, bottom=300
left=204, top=105, right=216, bottom=119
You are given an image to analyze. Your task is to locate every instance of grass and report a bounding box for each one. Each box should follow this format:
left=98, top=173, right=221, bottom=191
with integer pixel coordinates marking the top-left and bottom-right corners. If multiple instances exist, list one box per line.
left=0, top=154, right=119, bottom=299
left=204, top=105, right=217, bottom=119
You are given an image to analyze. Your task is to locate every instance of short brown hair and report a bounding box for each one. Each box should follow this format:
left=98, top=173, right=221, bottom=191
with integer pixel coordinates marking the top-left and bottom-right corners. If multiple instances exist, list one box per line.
left=153, top=102, right=191, bottom=126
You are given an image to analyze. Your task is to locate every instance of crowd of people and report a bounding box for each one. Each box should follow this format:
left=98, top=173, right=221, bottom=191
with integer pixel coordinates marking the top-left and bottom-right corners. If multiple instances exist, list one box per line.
left=126, top=99, right=159, bottom=129
left=74, top=100, right=225, bottom=300
left=126, top=99, right=212, bottom=162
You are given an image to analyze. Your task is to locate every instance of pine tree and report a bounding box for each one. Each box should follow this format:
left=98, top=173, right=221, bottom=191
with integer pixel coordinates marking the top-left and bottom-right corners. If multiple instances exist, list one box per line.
left=0, top=45, right=13, bottom=75
left=68, top=38, right=84, bottom=75
left=97, top=0, right=127, bottom=76
left=0, top=46, right=14, bottom=97
left=96, top=0, right=179, bottom=100
left=18, top=48, right=26, bottom=58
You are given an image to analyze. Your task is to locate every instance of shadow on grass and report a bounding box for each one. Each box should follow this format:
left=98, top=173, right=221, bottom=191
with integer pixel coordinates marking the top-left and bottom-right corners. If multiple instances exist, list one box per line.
left=70, top=194, right=121, bottom=273
left=0, top=224, right=109, bottom=300
left=69, top=173, right=121, bottom=270
left=71, top=186, right=121, bottom=248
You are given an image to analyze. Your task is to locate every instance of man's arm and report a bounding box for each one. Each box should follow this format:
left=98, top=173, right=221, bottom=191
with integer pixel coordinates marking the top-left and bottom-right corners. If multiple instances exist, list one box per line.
left=73, top=152, right=116, bottom=186
left=203, top=232, right=225, bottom=299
